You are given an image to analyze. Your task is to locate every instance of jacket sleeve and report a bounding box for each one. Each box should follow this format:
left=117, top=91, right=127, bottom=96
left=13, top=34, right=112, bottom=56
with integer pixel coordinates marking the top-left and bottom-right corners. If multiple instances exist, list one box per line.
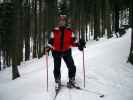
left=47, top=32, right=54, bottom=49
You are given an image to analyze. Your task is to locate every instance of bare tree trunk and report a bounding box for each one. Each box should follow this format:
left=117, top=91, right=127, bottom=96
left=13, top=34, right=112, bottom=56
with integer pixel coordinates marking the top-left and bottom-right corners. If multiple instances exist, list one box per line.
left=85, top=23, right=88, bottom=41
left=12, top=50, right=20, bottom=80
left=24, top=0, right=30, bottom=60
left=94, top=1, right=100, bottom=41
left=3, top=51, right=6, bottom=69
left=114, top=6, right=119, bottom=34
left=90, top=15, right=94, bottom=38
left=0, top=34, right=1, bottom=70
left=38, top=0, right=43, bottom=58
left=5, top=51, right=10, bottom=67
left=11, top=0, right=21, bottom=79
left=0, top=50, right=1, bottom=71
left=128, top=29, right=133, bottom=64
left=128, top=5, right=133, bottom=64
left=101, top=4, right=105, bottom=37
left=33, top=0, right=37, bottom=58
left=105, top=0, right=112, bottom=38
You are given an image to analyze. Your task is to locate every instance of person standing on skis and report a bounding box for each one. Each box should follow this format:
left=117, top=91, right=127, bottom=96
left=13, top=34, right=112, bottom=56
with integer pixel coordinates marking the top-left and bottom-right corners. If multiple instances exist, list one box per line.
left=46, top=15, right=86, bottom=90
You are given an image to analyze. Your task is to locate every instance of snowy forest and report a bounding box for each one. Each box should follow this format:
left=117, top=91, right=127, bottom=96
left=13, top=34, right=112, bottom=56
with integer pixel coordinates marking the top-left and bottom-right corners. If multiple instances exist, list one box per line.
left=0, top=0, right=133, bottom=100
left=0, top=0, right=133, bottom=79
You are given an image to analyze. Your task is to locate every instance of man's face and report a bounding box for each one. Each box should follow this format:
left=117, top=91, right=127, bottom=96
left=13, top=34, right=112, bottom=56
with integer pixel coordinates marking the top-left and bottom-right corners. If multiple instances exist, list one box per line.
left=58, top=20, right=66, bottom=27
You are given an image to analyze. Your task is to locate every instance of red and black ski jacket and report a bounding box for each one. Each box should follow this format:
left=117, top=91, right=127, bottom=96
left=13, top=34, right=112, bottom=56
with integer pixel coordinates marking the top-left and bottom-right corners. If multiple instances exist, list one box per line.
left=48, top=26, right=77, bottom=52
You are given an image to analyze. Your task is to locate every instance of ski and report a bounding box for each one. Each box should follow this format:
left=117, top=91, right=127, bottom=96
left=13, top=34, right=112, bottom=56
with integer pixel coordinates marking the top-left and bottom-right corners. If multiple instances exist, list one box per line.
left=53, top=83, right=104, bottom=100
left=66, top=83, right=104, bottom=98
left=53, top=87, right=62, bottom=100
left=52, top=84, right=72, bottom=100
left=71, top=85, right=105, bottom=98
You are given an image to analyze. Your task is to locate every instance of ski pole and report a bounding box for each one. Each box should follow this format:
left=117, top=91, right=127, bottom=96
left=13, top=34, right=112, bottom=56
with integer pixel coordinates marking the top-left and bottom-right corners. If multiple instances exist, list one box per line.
left=82, top=48, right=85, bottom=88
left=46, top=52, right=49, bottom=92
left=78, top=31, right=86, bottom=88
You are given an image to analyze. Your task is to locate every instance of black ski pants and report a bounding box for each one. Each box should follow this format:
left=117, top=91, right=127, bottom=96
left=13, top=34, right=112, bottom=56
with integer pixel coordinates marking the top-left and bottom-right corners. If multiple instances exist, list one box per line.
left=52, top=49, right=76, bottom=82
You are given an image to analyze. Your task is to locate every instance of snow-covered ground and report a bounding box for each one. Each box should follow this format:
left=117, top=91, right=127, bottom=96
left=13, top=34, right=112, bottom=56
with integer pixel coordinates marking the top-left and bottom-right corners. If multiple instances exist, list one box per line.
left=0, top=29, right=133, bottom=100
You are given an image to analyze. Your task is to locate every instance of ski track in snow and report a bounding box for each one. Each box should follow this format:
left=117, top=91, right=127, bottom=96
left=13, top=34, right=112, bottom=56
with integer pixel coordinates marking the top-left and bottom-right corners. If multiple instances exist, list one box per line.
left=0, top=29, right=133, bottom=100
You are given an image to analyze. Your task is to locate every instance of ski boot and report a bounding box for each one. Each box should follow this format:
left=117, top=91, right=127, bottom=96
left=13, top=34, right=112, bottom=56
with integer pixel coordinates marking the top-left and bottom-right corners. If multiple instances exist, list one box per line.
left=67, top=78, right=76, bottom=88
left=55, top=79, right=61, bottom=91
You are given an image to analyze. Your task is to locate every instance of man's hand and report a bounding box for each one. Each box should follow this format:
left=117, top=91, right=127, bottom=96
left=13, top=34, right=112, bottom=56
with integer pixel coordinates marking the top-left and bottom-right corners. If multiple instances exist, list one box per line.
left=44, top=46, right=51, bottom=54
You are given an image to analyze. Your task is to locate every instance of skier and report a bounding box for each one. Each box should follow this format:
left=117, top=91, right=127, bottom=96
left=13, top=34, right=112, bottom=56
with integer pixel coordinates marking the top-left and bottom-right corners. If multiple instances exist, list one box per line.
left=45, top=15, right=86, bottom=90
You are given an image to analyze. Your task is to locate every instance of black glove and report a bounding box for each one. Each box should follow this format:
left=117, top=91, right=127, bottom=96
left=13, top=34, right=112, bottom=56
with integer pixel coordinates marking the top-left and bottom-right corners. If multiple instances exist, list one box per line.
left=78, top=39, right=86, bottom=51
